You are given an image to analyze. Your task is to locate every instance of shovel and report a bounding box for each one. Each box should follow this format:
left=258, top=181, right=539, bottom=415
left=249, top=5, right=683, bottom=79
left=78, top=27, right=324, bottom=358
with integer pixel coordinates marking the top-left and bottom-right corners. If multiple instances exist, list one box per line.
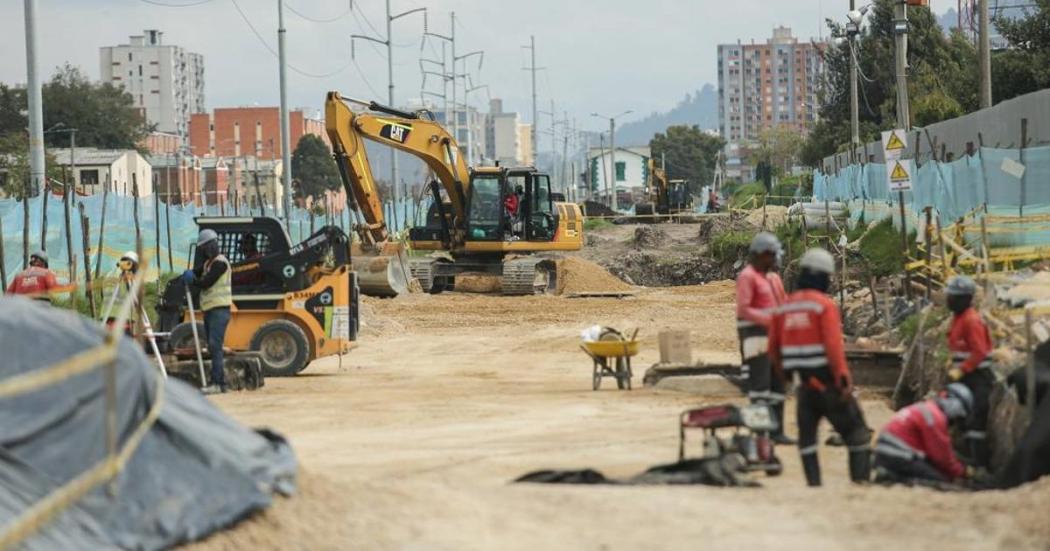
left=184, top=285, right=208, bottom=388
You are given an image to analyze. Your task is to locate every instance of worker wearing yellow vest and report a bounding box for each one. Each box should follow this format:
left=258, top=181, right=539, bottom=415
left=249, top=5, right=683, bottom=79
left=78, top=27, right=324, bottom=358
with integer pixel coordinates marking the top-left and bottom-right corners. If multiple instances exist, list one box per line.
left=182, top=229, right=232, bottom=395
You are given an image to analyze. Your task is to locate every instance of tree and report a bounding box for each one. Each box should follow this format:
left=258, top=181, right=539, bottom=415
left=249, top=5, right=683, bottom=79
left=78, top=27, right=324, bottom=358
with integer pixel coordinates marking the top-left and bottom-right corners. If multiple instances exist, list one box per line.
left=0, top=64, right=151, bottom=150
left=993, top=1, right=1050, bottom=101
left=291, top=134, right=340, bottom=200
left=755, top=125, right=804, bottom=178
left=0, top=133, right=61, bottom=198
left=649, top=125, right=725, bottom=195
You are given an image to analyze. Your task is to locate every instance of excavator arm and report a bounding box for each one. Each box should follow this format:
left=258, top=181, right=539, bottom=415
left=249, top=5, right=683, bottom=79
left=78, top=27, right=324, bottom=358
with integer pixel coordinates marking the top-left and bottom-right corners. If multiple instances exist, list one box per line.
left=324, top=91, right=471, bottom=247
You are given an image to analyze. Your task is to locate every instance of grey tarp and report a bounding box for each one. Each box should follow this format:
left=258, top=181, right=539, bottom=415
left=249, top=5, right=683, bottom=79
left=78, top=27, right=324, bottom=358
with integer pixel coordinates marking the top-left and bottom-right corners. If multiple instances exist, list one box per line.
left=0, top=297, right=297, bottom=550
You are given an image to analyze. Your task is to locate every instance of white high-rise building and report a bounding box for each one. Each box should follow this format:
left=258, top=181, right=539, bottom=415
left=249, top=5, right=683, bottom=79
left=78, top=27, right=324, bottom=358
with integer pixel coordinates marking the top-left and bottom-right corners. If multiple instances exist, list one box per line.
left=100, top=30, right=205, bottom=142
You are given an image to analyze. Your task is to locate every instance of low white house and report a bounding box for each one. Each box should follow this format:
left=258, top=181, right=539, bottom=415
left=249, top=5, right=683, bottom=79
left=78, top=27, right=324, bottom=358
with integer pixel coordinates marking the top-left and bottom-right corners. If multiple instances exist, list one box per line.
left=587, top=146, right=651, bottom=198
left=50, top=148, right=153, bottom=196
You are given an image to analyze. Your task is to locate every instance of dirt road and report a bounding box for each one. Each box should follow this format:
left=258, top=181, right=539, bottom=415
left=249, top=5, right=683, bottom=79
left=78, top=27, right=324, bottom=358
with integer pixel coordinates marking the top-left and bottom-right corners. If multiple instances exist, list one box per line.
left=189, top=284, right=1050, bottom=550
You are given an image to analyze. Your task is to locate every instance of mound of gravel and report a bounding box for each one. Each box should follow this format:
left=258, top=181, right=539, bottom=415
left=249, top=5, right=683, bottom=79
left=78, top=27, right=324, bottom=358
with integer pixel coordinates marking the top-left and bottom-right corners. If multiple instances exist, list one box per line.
left=633, top=226, right=668, bottom=249
left=557, top=257, right=633, bottom=295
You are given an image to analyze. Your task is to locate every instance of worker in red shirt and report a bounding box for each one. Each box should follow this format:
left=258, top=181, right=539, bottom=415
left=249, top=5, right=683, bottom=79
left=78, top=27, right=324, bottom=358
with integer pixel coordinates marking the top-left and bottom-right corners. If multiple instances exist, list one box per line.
left=737, top=232, right=791, bottom=444
left=873, top=383, right=974, bottom=483
left=769, top=248, right=871, bottom=486
left=945, top=275, right=995, bottom=467
left=6, top=250, right=59, bottom=301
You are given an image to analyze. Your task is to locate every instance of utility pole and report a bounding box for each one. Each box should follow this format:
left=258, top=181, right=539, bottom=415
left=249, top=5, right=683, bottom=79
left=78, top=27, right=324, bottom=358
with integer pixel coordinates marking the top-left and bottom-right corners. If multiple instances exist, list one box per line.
left=353, top=2, right=426, bottom=208
left=277, top=0, right=292, bottom=226
left=849, top=0, right=860, bottom=159
left=978, top=0, right=992, bottom=108
left=561, top=111, right=569, bottom=195
left=893, top=1, right=910, bottom=132
left=609, top=117, right=616, bottom=209
left=523, top=36, right=539, bottom=164
left=23, top=0, right=45, bottom=194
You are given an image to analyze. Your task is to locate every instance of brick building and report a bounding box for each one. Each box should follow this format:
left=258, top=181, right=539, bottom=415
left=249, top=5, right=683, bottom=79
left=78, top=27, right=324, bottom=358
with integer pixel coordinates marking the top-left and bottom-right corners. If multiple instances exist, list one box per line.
left=188, top=107, right=329, bottom=158
left=717, top=27, right=825, bottom=143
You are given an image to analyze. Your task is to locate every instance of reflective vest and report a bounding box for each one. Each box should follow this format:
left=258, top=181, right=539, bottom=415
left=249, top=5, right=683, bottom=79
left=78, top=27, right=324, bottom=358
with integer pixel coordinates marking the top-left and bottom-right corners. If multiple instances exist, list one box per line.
left=948, top=308, right=993, bottom=374
left=876, top=400, right=965, bottom=480
left=200, top=255, right=232, bottom=311
left=768, top=289, right=851, bottom=391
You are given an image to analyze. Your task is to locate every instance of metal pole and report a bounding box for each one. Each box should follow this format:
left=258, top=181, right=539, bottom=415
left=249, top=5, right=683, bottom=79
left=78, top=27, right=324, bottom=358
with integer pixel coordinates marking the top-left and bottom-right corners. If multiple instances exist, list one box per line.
left=387, top=0, right=400, bottom=210
left=978, top=0, right=992, bottom=109
left=609, top=118, right=616, bottom=209
left=530, top=35, right=538, bottom=163
left=894, top=0, right=912, bottom=299
left=23, top=0, right=45, bottom=194
left=850, top=0, right=860, bottom=157
left=450, top=12, right=458, bottom=149
left=278, top=0, right=293, bottom=228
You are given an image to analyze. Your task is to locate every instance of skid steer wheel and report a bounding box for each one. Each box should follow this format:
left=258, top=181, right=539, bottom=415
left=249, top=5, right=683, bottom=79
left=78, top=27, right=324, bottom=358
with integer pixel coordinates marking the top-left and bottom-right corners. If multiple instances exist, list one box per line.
left=250, top=320, right=311, bottom=377
left=168, top=322, right=206, bottom=354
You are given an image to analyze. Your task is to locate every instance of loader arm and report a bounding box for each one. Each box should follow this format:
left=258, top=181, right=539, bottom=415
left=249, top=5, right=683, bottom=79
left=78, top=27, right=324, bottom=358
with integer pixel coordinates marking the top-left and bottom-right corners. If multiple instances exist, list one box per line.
left=325, top=91, right=471, bottom=246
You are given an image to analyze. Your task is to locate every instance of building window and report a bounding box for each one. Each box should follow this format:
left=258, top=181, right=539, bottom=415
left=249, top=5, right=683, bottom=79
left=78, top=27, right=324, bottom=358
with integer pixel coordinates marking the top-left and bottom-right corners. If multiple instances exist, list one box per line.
left=615, top=161, right=626, bottom=182
left=138, top=65, right=142, bottom=76
left=80, top=169, right=99, bottom=187
left=128, top=52, right=132, bottom=61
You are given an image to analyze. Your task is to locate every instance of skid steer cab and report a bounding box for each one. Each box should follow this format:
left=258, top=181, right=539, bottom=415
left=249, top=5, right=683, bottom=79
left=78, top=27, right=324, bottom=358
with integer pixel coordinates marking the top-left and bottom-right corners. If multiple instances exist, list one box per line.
left=157, top=216, right=360, bottom=377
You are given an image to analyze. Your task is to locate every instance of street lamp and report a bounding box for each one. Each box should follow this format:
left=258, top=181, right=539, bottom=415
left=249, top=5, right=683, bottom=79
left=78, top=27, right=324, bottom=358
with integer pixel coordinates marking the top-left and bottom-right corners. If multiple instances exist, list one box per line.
left=590, top=110, right=632, bottom=209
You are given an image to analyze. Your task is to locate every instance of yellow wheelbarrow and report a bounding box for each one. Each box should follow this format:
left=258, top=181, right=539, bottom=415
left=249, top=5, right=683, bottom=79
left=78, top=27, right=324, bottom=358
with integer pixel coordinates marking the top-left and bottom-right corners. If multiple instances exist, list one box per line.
left=580, top=328, right=640, bottom=391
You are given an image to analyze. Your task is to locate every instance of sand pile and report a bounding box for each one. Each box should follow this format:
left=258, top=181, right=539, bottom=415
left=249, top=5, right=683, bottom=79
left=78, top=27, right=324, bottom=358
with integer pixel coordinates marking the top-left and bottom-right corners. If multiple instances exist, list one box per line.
left=745, top=205, right=789, bottom=229
left=453, top=273, right=503, bottom=294
left=557, top=257, right=633, bottom=295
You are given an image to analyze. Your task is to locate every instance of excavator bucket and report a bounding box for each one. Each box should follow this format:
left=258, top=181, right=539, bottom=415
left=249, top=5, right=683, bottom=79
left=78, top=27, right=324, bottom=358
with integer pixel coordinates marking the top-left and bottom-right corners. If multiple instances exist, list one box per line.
left=351, top=241, right=411, bottom=298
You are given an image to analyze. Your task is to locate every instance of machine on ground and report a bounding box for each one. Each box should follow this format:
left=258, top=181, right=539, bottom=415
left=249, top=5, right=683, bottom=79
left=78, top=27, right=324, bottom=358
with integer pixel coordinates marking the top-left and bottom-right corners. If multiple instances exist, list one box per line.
left=636, top=158, right=692, bottom=218
left=157, top=216, right=360, bottom=377
left=678, top=403, right=783, bottom=476
left=325, top=92, right=584, bottom=296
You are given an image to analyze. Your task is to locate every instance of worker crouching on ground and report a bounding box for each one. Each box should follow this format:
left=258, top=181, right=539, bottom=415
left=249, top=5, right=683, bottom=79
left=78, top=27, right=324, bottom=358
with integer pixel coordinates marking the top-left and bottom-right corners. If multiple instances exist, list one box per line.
left=183, top=229, right=231, bottom=395
left=945, top=275, right=994, bottom=468
left=769, top=248, right=871, bottom=486
left=6, top=250, right=59, bottom=301
left=873, top=383, right=975, bottom=484
left=736, top=232, right=792, bottom=444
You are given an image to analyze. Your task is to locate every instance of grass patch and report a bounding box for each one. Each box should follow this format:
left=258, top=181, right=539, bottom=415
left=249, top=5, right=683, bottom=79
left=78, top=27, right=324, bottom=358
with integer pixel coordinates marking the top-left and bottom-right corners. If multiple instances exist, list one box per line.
left=857, top=218, right=914, bottom=279
left=584, top=218, right=614, bottom=231
left=729, top=182, right=767, bottom=210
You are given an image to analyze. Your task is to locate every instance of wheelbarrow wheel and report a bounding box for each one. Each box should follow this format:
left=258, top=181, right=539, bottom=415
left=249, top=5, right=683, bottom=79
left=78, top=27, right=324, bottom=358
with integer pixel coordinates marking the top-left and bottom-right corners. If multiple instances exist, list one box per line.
left=615, top=357, right=629, bottom=390
left=592, top=362, right=602, bottom=391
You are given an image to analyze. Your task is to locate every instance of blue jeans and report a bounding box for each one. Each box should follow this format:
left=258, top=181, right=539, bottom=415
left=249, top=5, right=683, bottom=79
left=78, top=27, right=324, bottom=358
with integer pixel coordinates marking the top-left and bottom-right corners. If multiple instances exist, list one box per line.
left=203, top=307, right=230, bottom=387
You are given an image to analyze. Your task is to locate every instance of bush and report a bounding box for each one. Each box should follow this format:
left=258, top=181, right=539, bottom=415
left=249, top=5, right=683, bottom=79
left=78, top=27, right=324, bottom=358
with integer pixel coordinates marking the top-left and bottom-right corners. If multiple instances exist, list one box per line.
left=710, top=230, right=754, bottom=264
left=729, top=183, right=766, bottom=210
left=583, top=218, right=613, bottom=231
left=858, top=218, right=914, bottom=279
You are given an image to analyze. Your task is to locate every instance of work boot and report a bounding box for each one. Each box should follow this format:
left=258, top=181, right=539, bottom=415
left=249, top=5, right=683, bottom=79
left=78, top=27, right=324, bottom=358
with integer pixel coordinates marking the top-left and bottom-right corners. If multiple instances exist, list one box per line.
left=771, top=403, right=796, bottom=445
left=773, top=433, right=797, bottom=446
left=801, top=452, right=822, bottom=487
left=848, top=450, right=872, bottom=483
left=201, top=384, right=224, bottom=395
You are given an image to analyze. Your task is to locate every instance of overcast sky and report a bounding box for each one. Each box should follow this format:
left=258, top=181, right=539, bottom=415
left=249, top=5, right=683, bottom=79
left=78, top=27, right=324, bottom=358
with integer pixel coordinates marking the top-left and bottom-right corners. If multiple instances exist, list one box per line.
left=0, top=0, right=948, bottom=132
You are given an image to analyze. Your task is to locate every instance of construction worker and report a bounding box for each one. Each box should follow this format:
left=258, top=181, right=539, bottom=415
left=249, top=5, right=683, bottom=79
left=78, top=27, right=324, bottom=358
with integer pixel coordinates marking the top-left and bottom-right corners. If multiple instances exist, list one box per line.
left=6, top=250, right=59, bottom=301
left=182, top=229, right=231, bottom=395
left=103, top=251, right=140, bottom=335
left=736, top=232, right=791, bottom=444
left=945, top=275, right=994, bottom=467
left=769, top=248, right=871, bottom=486
left=873, top=383, right=975, bottom=484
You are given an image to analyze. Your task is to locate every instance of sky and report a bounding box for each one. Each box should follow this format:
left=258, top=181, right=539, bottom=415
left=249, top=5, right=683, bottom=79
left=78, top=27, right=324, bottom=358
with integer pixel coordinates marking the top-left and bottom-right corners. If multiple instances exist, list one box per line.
left=0, top=0, right=946, bottom=133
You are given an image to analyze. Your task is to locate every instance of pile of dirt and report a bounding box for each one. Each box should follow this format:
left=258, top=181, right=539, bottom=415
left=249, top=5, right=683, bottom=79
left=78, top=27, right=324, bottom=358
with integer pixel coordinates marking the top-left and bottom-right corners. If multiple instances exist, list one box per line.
left=452, top=273, right=503, bottom=294
left=603, top=251, right=735, bottom=287
left=581, top=201, right=618, bottom=218
left=632, top=226, right=668, bottom=249
left=556, top=257, right=633, bottom=295
left=744, top=205, right=789, bottom=229
left=697, top=215, right=750, bottom=243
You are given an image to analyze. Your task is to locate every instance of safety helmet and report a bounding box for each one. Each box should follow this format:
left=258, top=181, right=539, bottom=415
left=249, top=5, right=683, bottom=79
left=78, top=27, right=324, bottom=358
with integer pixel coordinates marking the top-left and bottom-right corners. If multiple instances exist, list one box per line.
left=120, top=251, right=139, bottom=264
left=118, top=251, right=139, bottom=272
left=197, top=229, right=219, bottom=247
left=799, top=248, right=836, bottom=275
left=942, top=383, right=974, bottom=420
left=30, top=250, right=48, bottom=268
left=946, top=275, right=977, bottom=297
left=749, top=232, right=781, bottom=255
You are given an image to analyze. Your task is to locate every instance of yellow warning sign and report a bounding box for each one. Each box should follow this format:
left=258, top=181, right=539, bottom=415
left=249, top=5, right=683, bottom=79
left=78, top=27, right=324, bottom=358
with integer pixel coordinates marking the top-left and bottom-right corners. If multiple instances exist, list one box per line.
left=890, top=161, right=910, bottom=181
left=885, top=131, right=906, bottom=151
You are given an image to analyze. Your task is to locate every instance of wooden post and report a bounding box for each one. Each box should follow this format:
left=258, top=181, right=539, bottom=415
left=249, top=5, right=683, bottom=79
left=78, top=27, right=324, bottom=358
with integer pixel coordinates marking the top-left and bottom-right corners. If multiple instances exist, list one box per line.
left=153, top=174, right=161, bottom=274
left=132, top=178, right=142, bottom=266
left=0, top=217, right=7, bottom=289
left=94, top=185, right=109, bottom=279
left=978, top=133, right=989, bottom=213
left=1019, top=118, right=1028, bottom=217
left=899, top=190, right=912, bottom=299
left=1025, top=307, right=1037, bottom=421
left=824, top=199, right=831, bottom=248
left=936, top=215, right=949, bottom=281
left=63, top=172, right=76, bottom=285
left=79, top=203, right=96, bottom=318
left=40, top=173, right=49, bottom=251
left=924, top=207, right=933, bottom=301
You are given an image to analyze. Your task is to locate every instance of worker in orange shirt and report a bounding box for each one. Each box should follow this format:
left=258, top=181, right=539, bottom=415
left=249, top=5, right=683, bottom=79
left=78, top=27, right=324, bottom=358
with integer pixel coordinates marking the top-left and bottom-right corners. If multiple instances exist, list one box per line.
left=6, top=251, right=59, bottom=302
left=944, top=275, right=994, bottom=467
left=736, top=232, right=791, bottom=444
left=769, top=248, right=871, bottom=486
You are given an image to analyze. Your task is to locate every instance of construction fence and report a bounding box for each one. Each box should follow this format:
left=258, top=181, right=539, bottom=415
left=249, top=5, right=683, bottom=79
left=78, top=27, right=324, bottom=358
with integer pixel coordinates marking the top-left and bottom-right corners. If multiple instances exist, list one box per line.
left=0, top=192, right=421, bottom=285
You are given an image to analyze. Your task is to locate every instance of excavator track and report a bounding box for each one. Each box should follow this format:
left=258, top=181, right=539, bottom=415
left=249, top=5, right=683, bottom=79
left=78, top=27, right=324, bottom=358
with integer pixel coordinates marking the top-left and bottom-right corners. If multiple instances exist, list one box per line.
left=409, top=260, right=434, bottom=293
left=501, top=258, right=556, bottom=296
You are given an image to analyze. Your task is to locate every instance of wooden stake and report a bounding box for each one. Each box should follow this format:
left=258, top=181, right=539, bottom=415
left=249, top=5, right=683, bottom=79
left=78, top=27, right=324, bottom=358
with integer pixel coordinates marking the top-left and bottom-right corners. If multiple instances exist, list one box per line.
left=165, top=189, right=173, bottom=272
left=94, top=184, right=110, bottom=279
left=22, top=175, right=29, bottom=268
left=63, top=172, right=76, bottom=285
left=1020, top=118, right=1028, bottom=217
left=40, top=173, right=49, bottom=251
left=924, top=207, right=932, bottom=301
left=132, top=177, right=142, bottom=263
left=79, top=203, right=96, bottom=318
left=0, top=217, right=7, bottom=290
left=154, top=173, right=161, bottom=274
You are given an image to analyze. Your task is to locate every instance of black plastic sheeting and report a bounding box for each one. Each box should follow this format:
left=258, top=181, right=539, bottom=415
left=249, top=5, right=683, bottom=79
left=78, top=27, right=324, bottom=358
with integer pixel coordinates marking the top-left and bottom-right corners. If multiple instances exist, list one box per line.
left=516, top=458, right=761, bottom=487
left=0, top=297, right=296, bottom=550
left=997, top=395, right=1050, bottom=489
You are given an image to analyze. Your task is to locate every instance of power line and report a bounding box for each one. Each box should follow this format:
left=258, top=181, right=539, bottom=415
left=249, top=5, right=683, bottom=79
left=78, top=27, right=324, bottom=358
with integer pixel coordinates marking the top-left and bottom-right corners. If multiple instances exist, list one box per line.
left=352, top=58, right=383, bottom=97
left=229, top=0, right=351, bottom=79
left=285, top=1, right=350, bottom=23
left=138, top=0, right=213, bottom=6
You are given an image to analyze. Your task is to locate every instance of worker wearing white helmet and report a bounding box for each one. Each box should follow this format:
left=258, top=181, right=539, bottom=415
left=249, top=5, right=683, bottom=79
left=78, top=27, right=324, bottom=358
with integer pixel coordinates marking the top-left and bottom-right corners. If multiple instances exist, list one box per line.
left=945, top=274, right=994, bottom=467
left=769, top=248, right=871, bottom=486
left=736, top=232, right=791, bottom=444
left=118, top=251, right=139, bottom=273
left=182, top=228, right=231, bottom=395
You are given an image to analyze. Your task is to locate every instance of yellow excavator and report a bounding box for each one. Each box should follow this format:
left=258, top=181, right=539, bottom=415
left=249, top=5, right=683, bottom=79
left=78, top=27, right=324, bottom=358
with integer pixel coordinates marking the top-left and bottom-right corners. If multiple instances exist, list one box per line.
left=325, top=92, right=584, bottom=296
left=636, top=158, right=692, bottom=218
